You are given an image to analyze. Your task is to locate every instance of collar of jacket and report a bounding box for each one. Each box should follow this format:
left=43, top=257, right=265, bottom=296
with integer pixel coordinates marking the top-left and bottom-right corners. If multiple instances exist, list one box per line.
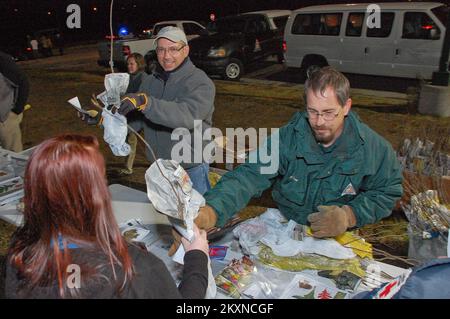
left=292, top=111, right=366, bottom=166
left=154, top=57, right=194, bottom=82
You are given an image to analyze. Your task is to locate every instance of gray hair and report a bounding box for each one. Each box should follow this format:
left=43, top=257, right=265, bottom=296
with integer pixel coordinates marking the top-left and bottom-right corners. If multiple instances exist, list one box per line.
left=304, top=66, right=350, bottom=107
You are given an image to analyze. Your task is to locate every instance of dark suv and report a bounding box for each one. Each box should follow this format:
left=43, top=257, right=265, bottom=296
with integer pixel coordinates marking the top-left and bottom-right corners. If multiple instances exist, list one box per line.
left=188, top=13, right=286, bottom=80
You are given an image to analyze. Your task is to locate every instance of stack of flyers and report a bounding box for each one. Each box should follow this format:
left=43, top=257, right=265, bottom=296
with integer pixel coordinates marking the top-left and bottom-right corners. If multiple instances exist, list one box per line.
left=279, top=273, right=350, bottom=299
left=0, top=176, right=24, bottom=206
left=215, top=256, right=256, bottom=298
left=119, top=219, right=158, bottom=250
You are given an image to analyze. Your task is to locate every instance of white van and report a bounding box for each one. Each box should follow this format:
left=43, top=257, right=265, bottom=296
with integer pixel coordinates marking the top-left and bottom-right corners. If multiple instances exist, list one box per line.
left=283, top=2, right=448, bottom=80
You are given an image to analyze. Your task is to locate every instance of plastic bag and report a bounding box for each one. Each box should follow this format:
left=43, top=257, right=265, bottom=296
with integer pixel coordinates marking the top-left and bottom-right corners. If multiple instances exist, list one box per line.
left=102, top=109, right=130, bottom=156
left=233, top=208, right=356, bottom=259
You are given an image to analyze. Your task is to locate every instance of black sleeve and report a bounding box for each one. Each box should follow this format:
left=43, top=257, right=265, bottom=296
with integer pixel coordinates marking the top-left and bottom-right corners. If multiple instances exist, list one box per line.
left=0, top=53, right=29, bottom=114
left=128, top=247, right=208, bottom=299
left=178, top=250, right=208, bottom=299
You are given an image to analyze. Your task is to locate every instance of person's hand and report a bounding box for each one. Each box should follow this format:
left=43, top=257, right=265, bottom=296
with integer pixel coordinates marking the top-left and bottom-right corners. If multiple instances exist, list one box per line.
left=168, top=205, right=218, bottom=256
left=181, top=224, right=209, bottom=257
left=119, top=93, right=148, bottom=116
left=307, top=205, right=356, bottom=238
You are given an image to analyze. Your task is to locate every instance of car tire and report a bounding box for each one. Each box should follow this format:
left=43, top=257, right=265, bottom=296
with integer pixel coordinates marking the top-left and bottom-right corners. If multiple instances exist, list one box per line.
left=223, top=58, right=243, bottom=81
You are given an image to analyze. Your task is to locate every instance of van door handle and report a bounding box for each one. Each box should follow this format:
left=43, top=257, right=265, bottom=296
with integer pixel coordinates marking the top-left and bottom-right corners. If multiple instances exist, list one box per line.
left=364, top=47, right=369, bottom=54
left=395, top=48, right=400, bottom=56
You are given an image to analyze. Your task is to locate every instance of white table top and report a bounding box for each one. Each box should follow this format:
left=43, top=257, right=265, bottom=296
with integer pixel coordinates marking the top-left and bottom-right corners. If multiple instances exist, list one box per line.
left=0, top=183, right=409, bottom=298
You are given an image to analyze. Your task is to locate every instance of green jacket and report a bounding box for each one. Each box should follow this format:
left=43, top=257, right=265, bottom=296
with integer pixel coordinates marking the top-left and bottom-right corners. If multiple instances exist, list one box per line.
left=205, top=111, right=403, bottom=228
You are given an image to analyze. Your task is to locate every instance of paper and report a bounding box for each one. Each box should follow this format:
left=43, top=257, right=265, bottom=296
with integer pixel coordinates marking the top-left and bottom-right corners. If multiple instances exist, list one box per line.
left=0, top=176, right=24, bottom=205
left=145, top=159, right=205, bottom=240
left=118, top=219, right=159, bottom=250
left=67, top=97, right=90, bottom=115
left=279, top=273, right=349, bottom=299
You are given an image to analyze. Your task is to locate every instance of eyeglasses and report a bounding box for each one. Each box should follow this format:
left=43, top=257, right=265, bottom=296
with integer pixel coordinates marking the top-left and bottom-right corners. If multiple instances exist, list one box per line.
left=306, top=108, right=341, bottom=121
left=155, top=45, right=185, bottom=55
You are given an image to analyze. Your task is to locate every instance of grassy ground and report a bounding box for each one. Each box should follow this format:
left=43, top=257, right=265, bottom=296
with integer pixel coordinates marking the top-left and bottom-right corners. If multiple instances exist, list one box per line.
left=1, top=45, right=449, bottom=270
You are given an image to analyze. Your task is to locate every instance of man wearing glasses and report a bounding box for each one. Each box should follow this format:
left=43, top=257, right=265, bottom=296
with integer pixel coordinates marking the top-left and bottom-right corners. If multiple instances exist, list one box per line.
left=192, top=66, right=403, bottom=239
left=118, top=27, right=215, bottom=195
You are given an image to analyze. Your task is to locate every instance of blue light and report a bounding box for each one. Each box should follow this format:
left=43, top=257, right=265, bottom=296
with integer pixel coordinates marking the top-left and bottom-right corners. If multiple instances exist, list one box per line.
left=118, top=27, right=129, bottom=36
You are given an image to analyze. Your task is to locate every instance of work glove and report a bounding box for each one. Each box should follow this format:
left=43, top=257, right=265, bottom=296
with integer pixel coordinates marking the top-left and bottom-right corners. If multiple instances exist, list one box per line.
left=118, top=93, right=148, bottom=116
left=77, top=94, right=103, bottom=125
left=307, top=205, right=356, bottom=238
left=168, top=205, right=218, bottom=256
left=78, top=109, right=102, bottom=125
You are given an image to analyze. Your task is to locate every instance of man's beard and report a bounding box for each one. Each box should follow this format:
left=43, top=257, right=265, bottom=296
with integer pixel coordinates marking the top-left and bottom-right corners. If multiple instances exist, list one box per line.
left=312, top=128, right=333, bottom=145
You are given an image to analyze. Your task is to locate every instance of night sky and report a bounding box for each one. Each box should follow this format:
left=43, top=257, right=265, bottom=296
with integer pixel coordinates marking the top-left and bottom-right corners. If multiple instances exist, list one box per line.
left=0, top=0, right=444, bottom=46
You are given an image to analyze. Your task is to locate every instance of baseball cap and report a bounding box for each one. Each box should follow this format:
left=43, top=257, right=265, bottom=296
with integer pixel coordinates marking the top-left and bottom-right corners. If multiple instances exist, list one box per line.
left=153, top=26, right=188, bottom=49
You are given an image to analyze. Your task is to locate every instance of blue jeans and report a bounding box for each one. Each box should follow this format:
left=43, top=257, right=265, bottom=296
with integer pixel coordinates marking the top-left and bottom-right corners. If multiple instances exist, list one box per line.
left=186, top=163, right=211, bottom=195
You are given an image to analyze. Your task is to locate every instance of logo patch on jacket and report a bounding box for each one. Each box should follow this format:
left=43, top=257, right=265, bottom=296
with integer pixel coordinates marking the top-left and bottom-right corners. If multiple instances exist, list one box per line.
left=341, top=183, right=356, bottom=196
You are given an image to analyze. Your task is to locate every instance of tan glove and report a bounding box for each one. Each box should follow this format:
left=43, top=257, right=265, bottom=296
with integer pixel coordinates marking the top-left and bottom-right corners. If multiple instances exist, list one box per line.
left=194, top=205, right=218, bottom=230
left=168, top=205, right=218, bottom=256
left=168, top=228, right=182, bottom=257
left=307, top=205, right=356, bottom=238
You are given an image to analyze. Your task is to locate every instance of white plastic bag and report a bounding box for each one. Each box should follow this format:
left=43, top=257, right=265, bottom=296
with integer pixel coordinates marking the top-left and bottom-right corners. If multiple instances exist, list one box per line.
left=102, top=109, right=130, bottom=156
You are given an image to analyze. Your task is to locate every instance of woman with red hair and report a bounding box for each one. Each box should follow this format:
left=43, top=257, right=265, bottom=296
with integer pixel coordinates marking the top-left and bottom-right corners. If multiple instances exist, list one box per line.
left=4, top=134, right=209, bottom=298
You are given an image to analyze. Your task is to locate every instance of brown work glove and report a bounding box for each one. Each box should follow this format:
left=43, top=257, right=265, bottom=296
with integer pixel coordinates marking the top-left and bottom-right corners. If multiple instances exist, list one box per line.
left=77, top=94, right=103, bottom=125
left=307, top=205, right=356, bottom=238
left=168, top=205, right=218, bottom=256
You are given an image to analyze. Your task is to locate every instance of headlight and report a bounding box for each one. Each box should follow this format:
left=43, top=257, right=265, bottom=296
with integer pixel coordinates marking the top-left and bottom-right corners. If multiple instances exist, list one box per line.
left=207, top=48, right=226, bottom=58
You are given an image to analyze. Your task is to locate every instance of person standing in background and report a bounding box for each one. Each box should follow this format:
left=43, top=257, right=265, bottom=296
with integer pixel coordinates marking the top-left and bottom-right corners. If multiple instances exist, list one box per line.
left=0, top=51, right=30, bottom=152
left=118, top=53, right=148, bottom=175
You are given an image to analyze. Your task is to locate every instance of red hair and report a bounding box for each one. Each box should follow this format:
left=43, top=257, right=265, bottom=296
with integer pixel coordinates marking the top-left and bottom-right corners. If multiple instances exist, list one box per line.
left=9, top=134, right=133, bottom=298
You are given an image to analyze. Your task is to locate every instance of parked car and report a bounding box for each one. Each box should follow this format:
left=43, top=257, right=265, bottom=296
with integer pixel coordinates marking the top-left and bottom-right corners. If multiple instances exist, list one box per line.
left=186, top=10, right=291, bottom=81
left=97, top=20, right=206, bottom=71
left=0, top=42, right=33, bottom=61
left=283, top=2, right=448, bottom=80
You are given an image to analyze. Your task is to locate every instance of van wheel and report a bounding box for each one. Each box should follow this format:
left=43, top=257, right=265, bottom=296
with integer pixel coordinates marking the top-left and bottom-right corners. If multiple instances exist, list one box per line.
left=223, top=58, right=243, bottom=81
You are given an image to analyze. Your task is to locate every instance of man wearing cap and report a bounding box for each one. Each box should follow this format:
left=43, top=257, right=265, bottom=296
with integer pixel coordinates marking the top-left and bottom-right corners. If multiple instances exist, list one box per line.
left=117, top=26, right=215, bottom=194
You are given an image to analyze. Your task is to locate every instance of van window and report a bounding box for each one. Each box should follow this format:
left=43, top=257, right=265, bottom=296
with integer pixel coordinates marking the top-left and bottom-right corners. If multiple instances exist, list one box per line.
left=292, top=13, right=342, bottom=36
left=402, top=12, right=441, bottom=40
left=366, top=12, right=395, bottom=38
left=247, top=17, right=269, bottom=35
left=346, top=12, right=364, bottom=37
left=431, top=5, right=449, bottom=26
left=154, top=24, right=177, bottom=35
left=183, top=23, right=204, bottom=36
left=272, top=16, right=289, bottom=30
